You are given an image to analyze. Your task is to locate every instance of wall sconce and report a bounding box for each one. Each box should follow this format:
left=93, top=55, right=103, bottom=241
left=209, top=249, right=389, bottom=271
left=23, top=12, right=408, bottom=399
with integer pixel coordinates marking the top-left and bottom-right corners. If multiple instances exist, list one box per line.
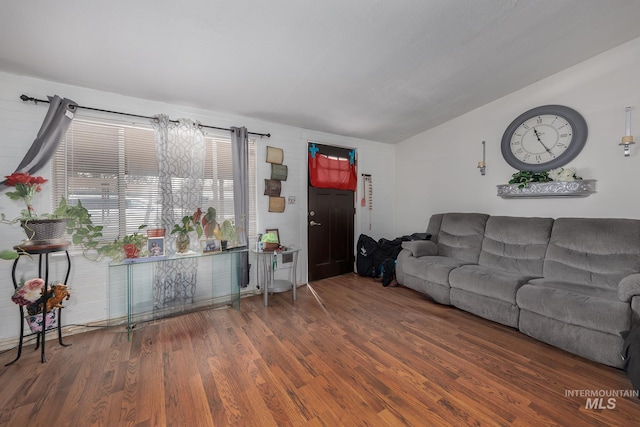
left=477, top=141, right=486, bottom=175
left=619, top=106, right=635, bottom=157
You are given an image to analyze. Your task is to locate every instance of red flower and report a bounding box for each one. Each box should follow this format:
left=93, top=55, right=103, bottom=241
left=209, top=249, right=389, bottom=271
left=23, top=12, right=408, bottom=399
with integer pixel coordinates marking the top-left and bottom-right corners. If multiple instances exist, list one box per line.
left=4, top=172, right=49, bottom=218
left=5, top=172, right=47, bottom=187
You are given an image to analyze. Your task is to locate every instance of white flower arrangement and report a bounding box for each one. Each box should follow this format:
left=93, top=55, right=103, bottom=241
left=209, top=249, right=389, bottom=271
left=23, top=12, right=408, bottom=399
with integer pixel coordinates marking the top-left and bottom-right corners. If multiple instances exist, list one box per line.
left=548, top=167, right=582, bottom=182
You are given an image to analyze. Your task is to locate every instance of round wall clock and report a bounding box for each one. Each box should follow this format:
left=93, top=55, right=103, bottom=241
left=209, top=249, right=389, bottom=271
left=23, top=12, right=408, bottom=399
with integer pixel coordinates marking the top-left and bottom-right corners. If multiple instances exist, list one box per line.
left=501, top=105, right=588, bottom=172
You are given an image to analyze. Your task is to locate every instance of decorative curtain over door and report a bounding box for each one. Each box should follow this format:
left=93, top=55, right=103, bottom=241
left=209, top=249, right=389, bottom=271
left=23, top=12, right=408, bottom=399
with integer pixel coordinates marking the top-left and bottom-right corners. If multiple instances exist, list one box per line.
left=308, top=144, right=357, bottom=191
left=151, top=115, right=205, bottom=307
left=231, top=126, right=250, bottom=287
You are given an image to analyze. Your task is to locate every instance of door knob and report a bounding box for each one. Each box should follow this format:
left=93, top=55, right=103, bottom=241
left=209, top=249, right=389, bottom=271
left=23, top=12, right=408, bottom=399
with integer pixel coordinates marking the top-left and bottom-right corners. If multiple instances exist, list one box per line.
left=310, top=220, right=322, bottom=226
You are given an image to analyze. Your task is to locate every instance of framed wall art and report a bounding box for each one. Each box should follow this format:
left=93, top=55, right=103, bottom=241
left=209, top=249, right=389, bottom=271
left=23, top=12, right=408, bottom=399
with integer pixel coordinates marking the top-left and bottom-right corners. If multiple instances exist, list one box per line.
left=148, top=237, right=165, bottom=257
left=201, top=238, right=222, bottom=254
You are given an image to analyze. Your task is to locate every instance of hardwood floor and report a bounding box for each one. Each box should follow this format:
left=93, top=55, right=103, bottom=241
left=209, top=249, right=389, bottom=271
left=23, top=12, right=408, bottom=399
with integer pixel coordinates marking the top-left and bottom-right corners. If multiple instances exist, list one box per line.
left=1, top=273, right=639, bottom=426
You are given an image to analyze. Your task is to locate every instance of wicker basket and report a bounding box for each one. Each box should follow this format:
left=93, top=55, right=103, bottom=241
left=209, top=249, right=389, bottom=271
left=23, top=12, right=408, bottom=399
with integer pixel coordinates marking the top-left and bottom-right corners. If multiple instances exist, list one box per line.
left=20, top=219, right=67, bottom=242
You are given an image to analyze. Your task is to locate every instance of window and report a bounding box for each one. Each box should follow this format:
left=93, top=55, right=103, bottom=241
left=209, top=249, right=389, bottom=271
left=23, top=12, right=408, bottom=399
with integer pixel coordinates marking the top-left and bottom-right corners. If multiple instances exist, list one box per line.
left=52, top=116, right=256, bottom=242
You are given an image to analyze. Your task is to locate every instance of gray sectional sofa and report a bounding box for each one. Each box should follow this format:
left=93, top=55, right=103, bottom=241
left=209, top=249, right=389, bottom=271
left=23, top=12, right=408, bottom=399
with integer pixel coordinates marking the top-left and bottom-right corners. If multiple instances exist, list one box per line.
left=396, top=213, right=640, bottom=368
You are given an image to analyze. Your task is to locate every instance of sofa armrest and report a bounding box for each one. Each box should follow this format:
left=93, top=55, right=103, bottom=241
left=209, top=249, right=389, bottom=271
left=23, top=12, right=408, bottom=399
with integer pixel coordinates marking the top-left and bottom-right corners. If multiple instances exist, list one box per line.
left=619, top=273, right=640, bottom=302
left=401, top=240, right=437, bottom=258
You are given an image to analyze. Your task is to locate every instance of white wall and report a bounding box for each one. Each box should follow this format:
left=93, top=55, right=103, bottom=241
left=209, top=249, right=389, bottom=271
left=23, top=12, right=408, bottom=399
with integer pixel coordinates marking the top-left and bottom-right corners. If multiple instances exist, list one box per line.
left=395, top=36, right=640, bottom=236
left=0, top=71, right=395, bottom=344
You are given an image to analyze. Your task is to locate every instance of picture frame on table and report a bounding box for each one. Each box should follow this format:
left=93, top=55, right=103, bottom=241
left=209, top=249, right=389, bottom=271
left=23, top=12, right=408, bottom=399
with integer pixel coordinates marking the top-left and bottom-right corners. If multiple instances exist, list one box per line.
left=265, top=228, right=280, bottom=244
left=201, top=238, right=222, bottom=254
left=148, top=237, right=165, bottom=257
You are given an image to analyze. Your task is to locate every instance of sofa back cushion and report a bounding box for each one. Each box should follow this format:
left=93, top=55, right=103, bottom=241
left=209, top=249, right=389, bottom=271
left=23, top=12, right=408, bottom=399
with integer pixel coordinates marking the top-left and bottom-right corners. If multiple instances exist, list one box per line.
left=479, top=216, right=553, bottom=276
left=431, top=213, right=489, bottom=263
left=544, top=218, right=640, bottom=289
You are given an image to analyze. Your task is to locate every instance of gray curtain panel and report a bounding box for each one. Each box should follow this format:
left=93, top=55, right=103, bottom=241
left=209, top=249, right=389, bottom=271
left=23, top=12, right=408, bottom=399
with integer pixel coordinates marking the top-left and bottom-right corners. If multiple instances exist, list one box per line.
left=1, top=95, right=77, bottom=188
left=231, top=126, right=250, bottom=287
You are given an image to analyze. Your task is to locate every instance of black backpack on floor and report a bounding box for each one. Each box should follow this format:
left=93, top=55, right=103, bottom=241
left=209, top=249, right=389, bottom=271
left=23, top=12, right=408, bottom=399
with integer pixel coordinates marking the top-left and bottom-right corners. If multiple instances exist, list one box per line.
left=356, top=234, right=379, bottom=277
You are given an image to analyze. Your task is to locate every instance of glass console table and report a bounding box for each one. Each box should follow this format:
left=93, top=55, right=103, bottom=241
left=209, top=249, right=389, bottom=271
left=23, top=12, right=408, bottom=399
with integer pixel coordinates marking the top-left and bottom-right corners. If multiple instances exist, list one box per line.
left=108, top=247, right=247, bottom=338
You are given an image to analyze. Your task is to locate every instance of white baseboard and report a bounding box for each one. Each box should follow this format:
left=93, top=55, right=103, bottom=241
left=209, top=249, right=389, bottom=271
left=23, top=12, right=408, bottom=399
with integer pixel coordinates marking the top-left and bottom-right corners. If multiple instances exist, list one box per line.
left=0, top=288, right=270, bottom=352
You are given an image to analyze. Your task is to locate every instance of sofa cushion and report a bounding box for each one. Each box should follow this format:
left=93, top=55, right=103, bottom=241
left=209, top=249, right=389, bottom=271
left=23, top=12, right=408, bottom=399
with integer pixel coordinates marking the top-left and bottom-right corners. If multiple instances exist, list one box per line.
left=517, top=279, right=631, bottom=335
left=619, top=273, right=640, bottom=302
left=519, top=309, right=624, bottom=368
left=450, top=265, right=537, bottom=304
left=478, top=216, right=553, bottom=276
left=402, top=255, right=469, bottom=286
left=450, top=288, right=520, bottom=328
left=435, top=213, right=489, bottom=264
left=401, top=240, right=437, bottom=258
left=544, top=218, right=640, bottom=289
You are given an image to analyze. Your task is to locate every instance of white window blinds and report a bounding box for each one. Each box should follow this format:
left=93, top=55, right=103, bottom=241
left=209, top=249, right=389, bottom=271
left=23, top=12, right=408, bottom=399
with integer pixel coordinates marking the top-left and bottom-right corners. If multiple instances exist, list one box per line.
left=52, top=116, right=256, bottom=242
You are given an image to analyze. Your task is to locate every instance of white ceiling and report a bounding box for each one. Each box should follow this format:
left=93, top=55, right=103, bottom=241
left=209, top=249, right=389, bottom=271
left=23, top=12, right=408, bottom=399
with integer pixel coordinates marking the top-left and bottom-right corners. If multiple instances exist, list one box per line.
left=2, top=1, right=640, bottom=143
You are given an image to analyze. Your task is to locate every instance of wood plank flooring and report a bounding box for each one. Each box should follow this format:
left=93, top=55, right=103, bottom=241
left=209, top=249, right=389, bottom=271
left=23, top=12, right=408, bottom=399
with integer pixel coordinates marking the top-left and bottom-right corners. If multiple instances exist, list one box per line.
left=1, top=273, right=639, bottom=426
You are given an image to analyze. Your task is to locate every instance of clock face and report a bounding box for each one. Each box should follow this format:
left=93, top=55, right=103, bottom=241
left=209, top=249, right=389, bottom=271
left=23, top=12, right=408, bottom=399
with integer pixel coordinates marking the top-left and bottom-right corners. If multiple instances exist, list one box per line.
left=501, top=105, right=588, bottom=172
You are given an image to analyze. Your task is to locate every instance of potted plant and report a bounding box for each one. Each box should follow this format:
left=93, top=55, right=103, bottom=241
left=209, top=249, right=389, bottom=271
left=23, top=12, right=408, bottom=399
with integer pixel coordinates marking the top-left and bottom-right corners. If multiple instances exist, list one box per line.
left=2, top=172, right=67, bottom=242
left=201, top=207, right=218, bottom=239
left=507, top=170, right=553, bottom=189
left=92, top=225, right=148, bottom=260
left=220, top=219, right=238, bottom=249
left=121, top=225, right=148, bottom=258
left=170, top=210, right=203, bottom=253
left=0, top=173, right=106, bottom=260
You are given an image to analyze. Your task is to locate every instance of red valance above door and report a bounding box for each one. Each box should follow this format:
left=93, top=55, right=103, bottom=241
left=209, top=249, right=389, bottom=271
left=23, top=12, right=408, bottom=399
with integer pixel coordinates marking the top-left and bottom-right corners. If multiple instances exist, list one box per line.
left=308, top=147, right=357, bottom=191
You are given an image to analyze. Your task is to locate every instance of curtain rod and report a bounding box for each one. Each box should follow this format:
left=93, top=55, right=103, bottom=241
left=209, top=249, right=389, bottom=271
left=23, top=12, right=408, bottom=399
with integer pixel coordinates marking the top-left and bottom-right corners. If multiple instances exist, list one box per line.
left=20, top=94, right=271, bottom=138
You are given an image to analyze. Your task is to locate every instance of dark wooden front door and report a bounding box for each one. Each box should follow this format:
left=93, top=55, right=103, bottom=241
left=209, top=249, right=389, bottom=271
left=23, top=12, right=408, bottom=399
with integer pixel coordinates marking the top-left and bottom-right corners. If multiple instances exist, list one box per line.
left=307, top=145, right=355, bottom=281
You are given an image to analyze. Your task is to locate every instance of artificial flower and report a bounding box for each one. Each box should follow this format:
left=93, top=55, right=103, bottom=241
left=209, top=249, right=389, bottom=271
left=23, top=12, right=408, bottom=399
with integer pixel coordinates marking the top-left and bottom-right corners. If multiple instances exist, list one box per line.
left=548, top=167, right=582, bottom=182
left=4, top=172, right=48, bottom=218
left=11, top=278, right=45, bottom=306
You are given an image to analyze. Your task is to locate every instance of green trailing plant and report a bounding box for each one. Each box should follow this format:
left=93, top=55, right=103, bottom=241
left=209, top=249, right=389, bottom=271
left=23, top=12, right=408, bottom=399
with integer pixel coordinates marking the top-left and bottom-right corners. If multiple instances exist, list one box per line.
left=54, top=198, right=104, bottom=251
left=508, top=170, right=552, bottom=189
left=0, top=249, right=19, bottom=260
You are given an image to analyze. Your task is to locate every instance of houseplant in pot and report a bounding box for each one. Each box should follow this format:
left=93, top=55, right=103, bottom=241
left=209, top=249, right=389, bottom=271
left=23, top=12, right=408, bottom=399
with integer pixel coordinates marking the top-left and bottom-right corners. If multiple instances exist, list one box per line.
left=2, top=172, right=67, bottom=243
left=170, top=210, right=203, bottom=253
left=121, top=225, right=148, bottom=258
left=220, top=219, right=238, bottom=249
left=1, top=195, right=108, bottom=261
left=201, top=207, right=218, bottom=239
left=98, top=225, right=148, bottom=260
